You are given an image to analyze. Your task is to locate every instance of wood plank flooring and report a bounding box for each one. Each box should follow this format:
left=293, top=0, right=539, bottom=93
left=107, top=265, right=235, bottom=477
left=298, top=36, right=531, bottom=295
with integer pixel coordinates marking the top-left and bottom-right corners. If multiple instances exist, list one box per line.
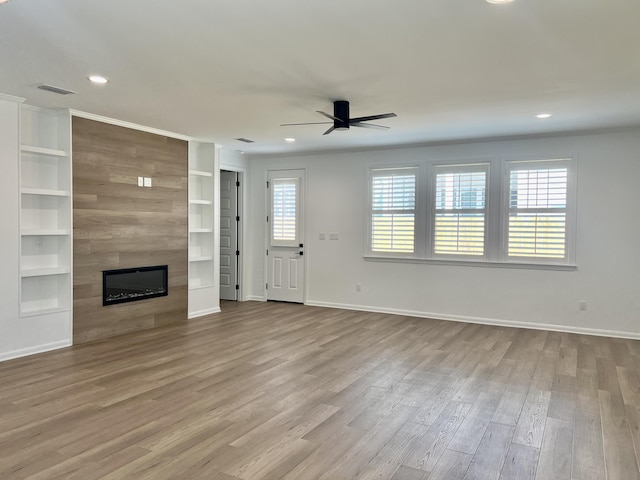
left=1, top=301, right=639, bottom=479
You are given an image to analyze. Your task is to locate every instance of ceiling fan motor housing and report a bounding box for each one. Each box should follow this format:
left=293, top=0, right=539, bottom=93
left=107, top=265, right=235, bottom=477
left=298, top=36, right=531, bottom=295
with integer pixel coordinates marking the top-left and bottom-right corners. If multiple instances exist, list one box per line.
left=334, top=100, right=350, bottom=130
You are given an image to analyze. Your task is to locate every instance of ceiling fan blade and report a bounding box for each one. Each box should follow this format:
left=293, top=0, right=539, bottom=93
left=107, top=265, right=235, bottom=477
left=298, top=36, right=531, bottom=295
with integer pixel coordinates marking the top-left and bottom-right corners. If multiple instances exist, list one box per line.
left=317, top=110, right=341, bottom=122
left=349, top=113, right=397, bottom=123
left=322, top=126, right=335, bottom=135
left=351, top=122, right=391, bottom=130
left=280, top=121, right=332, bottom=126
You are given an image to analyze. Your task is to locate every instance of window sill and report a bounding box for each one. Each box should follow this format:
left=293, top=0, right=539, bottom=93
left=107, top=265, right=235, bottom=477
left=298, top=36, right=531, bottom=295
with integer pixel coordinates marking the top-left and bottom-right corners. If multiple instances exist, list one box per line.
left=363, top=255, right=577, bottom=271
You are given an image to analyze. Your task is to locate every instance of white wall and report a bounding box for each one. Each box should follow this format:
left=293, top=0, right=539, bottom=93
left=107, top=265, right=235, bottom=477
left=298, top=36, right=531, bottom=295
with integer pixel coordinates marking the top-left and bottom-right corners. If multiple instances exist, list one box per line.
left=220, top=148, right=249, bottom=171
left=247, top=129, right=640, bottom=338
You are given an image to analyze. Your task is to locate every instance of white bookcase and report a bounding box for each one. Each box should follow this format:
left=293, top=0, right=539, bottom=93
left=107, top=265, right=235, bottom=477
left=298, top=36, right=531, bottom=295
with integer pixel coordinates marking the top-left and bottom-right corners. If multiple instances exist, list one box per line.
left=19, top=106, right=72, bottom=317
left=188, top=142, right=220, bottom=317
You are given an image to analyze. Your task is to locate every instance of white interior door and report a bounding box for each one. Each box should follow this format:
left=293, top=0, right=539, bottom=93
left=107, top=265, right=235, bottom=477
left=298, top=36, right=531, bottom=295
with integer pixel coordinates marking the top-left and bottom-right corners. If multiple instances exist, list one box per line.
left=220, top=170, right=238, bottom=300
left=266, top=169, right=305, bottom=303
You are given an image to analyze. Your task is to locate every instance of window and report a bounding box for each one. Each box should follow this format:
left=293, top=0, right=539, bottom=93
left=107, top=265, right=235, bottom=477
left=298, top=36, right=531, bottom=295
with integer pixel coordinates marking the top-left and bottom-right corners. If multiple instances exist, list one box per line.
left=271, top=178, right=299, bottom=246
left=506, top=159, right=572, bottom=261
left=366, top=157, right=576, bottom=267
left=369, top=167, right=417, bottom=254
left=433, top=164, right=488, bottom=257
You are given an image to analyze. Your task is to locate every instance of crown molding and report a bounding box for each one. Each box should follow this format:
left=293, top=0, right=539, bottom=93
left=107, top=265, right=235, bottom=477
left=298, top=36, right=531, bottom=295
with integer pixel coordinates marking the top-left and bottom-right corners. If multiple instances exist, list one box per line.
left=69, top=109, right=193, bottom=141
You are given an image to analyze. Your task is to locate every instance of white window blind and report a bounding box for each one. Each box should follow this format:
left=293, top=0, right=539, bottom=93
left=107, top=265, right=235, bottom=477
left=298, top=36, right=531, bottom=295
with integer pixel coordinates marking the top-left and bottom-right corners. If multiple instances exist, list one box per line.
left=370, top=167, right=417, bottom=253
left=365, top=157, right=575, bottom=267
left=433, top=164, right=488, bottom=256
left=271, top=178, right=299, bottom=246
left=507, top=160, right=569, bottom=259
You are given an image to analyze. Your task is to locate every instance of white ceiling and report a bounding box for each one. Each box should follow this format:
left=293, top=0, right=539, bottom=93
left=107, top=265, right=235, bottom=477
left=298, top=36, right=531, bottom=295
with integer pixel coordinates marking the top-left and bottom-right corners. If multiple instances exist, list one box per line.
left=1, top=0, right=639, bottom=155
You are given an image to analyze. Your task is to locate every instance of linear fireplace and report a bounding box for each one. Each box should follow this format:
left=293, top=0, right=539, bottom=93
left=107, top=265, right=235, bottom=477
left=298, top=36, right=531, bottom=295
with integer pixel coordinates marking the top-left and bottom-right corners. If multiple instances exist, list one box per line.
left=103, top=265, right=168, bottom=306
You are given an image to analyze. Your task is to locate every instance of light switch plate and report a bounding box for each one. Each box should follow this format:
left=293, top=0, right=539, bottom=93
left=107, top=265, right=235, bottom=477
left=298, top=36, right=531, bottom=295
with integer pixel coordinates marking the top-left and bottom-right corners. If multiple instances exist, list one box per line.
left=137, top=176, right=144, bottom=187
left=143, top=177, right=152, bottom=187
left=329, top=232, right=339, bottom=240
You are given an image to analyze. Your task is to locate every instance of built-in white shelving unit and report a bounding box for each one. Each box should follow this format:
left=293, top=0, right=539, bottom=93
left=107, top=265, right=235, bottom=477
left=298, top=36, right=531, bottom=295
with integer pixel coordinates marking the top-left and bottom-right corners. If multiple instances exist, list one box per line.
left=188, top=142, right=220, bottom=318
left=19, top=105, right=72, bottom=318
left=188, top=145, right=215, bottom=289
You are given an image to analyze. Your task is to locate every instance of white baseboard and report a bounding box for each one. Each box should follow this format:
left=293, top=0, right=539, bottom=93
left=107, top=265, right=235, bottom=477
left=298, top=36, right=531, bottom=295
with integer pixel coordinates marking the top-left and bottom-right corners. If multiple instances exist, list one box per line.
left=188, top=307, right=221, bottom=319
left=244, top=296, right=266, bottom=302
left=305, top=300, right=640, bottom=340
left=0, top=340, right=72, bottom=363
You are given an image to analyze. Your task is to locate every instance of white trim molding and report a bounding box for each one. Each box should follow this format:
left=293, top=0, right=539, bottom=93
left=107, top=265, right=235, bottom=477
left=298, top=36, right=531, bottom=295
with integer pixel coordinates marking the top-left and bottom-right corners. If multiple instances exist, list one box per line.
left=245, top=296, right=267, bottom=302
left=0, top=92, right=25, bottom=103
left=0, top=340, right=72, bottom=363
left=70, top=110, right=193, bottom=141
left=305, top=300, right=640, bottom=341
left=188, top=307, right=221, bottom=319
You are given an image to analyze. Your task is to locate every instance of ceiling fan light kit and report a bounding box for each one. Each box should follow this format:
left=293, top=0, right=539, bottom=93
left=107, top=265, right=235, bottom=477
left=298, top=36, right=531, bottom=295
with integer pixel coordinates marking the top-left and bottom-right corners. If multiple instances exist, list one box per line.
left=282, top=100, right=397, bottom=136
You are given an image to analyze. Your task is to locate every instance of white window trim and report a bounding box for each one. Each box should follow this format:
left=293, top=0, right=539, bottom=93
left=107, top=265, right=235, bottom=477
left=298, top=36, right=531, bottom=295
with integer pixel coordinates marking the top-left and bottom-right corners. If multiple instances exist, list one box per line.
left=429, top=161, right=491, bottom=261
left=364, top=156, right=578, bottom=269
left=363, top=254, right=577, bottom=271
left=500, top=157, right=577, bottom=265
left=366, top=165, right=419, bottom=257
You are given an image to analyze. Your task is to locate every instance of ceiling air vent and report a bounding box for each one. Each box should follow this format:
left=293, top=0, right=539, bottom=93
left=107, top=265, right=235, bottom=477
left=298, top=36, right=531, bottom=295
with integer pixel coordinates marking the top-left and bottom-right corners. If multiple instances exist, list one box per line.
left=36, top=84, right=77, bottom=95
left=235, top=137, right=255, bottom=143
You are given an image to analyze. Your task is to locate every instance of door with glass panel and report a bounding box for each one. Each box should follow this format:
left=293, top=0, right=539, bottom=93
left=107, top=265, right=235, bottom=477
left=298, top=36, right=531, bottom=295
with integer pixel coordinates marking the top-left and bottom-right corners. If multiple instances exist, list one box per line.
left=266, top=169, right=305, bottom=303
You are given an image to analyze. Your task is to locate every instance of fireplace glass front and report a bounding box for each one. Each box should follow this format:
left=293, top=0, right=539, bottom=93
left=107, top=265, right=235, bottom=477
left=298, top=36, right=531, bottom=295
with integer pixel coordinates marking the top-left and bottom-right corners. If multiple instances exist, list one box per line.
left=103, top=265, right=168, bottom=306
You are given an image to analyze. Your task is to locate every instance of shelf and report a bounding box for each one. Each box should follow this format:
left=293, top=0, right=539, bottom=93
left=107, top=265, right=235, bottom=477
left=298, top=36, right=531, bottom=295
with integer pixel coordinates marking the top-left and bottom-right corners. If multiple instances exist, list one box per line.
left=189, top=169, right=213, bottom=178
left=20, top=306, right=71, bottom=318
left=19, top=106, right=72, bottom=324
left=189, top=256, right=213, bottom=263
left=20, top=274, right=70, bottom=317
left=21, top=187, right=70, bottom=197
left=21, top=267, right=70, bottom=278
left=188, top=141, right=217, bottom=310
left=21, top=150, right=70, bottom=192
left=20, top=145, right=67, bottom=157
left=21, top=229, right=70, bottom=236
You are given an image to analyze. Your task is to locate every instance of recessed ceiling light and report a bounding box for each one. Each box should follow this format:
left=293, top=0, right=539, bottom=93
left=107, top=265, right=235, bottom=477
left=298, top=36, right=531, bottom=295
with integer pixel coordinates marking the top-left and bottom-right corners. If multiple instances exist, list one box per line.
left=88, top=75, right=108, bottom=84
left=536, top=113, right=552, bottom=119
left=285, top=137, right=296, bottom=143
left=486, top=0, right=514, bottom=4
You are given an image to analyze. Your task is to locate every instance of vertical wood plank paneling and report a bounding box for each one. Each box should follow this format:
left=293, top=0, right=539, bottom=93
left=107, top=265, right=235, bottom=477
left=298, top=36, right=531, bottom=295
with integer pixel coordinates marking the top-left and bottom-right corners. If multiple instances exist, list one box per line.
left=72, top=117, right=188, bottom=344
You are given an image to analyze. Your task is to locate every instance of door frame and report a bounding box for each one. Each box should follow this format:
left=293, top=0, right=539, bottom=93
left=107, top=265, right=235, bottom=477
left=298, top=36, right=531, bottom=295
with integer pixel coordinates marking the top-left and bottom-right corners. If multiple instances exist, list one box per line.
left=264, top=168, right=307, bottom=303
left=219, top=165, right=246, bottom=302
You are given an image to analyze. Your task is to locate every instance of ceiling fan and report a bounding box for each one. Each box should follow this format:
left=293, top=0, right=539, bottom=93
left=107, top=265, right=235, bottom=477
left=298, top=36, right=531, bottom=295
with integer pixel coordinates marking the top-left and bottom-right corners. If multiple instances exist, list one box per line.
left=281, top=100, right=397, bottom=135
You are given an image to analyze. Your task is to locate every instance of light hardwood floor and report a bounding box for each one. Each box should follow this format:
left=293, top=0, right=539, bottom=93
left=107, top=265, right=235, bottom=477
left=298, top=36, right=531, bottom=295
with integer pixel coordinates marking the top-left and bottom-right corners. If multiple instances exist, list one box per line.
left=1, top=301, right=639, bottom=479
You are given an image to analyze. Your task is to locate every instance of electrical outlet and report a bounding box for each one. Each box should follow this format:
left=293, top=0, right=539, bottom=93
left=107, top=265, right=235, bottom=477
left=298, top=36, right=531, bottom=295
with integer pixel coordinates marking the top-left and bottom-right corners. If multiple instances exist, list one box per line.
left=143, top=177, right=152, bottom=187
left=329, top=232, right=339, bottom=240
left=356, top=283, right=361, bottom=292
left=319, top=233, right=326, bottom=240
left=137, top=176, right=144, bottom=187
left=579, top=300, right=587, bottom=311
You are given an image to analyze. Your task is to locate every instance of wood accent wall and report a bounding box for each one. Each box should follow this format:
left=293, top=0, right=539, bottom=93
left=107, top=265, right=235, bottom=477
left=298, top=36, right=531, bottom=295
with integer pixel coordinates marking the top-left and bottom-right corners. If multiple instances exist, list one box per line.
left=72, top=117, right=188, bottom=344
